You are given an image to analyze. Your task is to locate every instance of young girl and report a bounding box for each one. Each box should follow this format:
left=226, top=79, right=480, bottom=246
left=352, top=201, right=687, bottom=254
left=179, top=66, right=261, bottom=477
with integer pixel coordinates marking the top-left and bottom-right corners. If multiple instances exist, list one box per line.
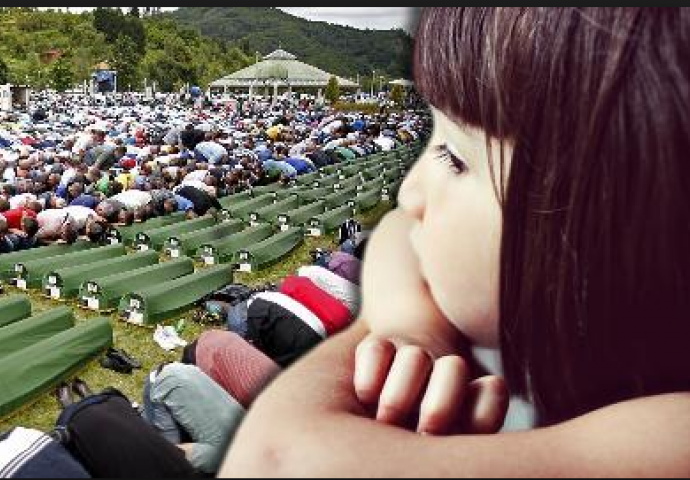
left=221, top=8, right=690, bottom=477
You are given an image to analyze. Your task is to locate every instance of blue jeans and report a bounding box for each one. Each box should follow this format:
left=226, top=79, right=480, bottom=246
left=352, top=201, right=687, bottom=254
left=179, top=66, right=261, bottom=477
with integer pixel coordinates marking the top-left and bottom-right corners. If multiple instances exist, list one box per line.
left=141, top=376, right=185, bottom=445
left=226, top=301, right=249, bottom=338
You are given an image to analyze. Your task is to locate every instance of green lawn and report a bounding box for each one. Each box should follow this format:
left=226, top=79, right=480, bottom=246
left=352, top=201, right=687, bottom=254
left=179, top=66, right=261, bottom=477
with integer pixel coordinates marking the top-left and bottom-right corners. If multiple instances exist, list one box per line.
left=0, top=204, right=392, bottom=434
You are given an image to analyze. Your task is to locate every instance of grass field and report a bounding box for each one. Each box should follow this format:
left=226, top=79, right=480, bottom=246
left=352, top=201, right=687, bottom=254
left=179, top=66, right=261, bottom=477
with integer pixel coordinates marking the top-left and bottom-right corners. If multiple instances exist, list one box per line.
left=0, top=203, right=392, bottom=434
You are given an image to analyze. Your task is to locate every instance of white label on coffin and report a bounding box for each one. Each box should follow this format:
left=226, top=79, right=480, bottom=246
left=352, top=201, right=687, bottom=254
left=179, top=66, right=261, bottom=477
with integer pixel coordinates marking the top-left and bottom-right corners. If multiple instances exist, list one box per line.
left=203, top=256, right=216, bottom=266
left=16, top=279, right=27, bottom=290
left=169, top=249, right=180, bottom=259
left=239, top=263, right=252, bottom=273
left=110, top=238, right=120, bottom=245
left=308, top=228, right=322, bottom=237
left=130, top=299, right=141, bottom=309
left=48, top=276, right=57, bottom=286
left=128, top=312, right=144, bottom=326
left=87, top=284, right=98, bottom=294
left=138, top=245, right=150, bottom=252
left=50, top=287, right=61, bottom=300
left=87, top=297, right=100, bottom=311
left=280, top=225, right=289, bottom=232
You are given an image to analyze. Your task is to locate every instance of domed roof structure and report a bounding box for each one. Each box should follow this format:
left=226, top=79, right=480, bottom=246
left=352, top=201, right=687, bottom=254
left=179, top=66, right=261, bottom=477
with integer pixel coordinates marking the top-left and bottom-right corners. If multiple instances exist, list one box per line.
left=211, top=49, right=359, bottom=90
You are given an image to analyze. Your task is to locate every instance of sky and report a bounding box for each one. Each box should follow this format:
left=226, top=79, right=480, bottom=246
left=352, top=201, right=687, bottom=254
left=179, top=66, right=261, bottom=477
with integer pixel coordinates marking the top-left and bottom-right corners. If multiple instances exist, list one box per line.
left=45, top=7, right=419, bottom=33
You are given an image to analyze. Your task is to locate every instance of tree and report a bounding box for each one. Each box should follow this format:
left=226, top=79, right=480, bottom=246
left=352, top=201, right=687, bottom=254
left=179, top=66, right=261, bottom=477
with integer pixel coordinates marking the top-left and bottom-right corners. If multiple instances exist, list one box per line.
left=325, top=76, right=341, bottom=105
left=391, top=84, right=406, bottom=107
left=50, top=56, right=75, bottom=92
left=0, top=57, right=8, bottom=85
left=112, top=35, right=143, bottom=92
left=128, top=7, right=140, bottom=18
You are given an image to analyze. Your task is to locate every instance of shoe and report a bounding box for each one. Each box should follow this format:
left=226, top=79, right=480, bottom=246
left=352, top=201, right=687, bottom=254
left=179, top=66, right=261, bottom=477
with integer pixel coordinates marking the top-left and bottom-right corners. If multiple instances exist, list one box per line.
left=100, top=353, right=134, bottom=375
left=107, top=348, right=142, bottom=371
left=72, top=379, right=93, bottom=400
left=55, top=383, right=74, bottom=409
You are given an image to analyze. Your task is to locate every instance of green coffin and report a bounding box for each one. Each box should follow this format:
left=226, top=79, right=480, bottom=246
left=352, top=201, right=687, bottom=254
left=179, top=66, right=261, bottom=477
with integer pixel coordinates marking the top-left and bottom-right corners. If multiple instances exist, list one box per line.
left=334, top=175, right=364, bottom=192
left=358, top=178, right=385, bottom=194
left=340, top=165, right=363, bottom=177
left=0, top=318, right=113, bottom=419
left=0, top=295, right=32, bottom=329
left=0, top=242, right=95, bottom=281
left=0, top=307, right=75, bottom=360
left=355, top=189, right=382, bottom=212
left=197, top=224, right=275, bottom=266
left=108, top=213, right=187, bottom=246
left=79, top=258, right=196, bottom=313
left=295, top=171, right=322, bottom=186
left=119, top=265, right=233, bottom=327
left=366, top=153, right=385, bottom=164
left=363, top=166, right=385, bottom=180
left=382, top=159, right=403, bottom=169
left=249, top=183, right=284, bottom=196
left=324, top=187, right=358, bottom=209
left=134, top=216, right=217, bottom=251
left=226, top=195, right=276, bottom=220
left=219, top=190, right=254, bottom=210
left=236, top=228, right=305, bottom=273
left=295, top=185, right=336, bottom=204
left=43, top=251, right=160, bottom=300
left=163, top=219, right=245, bottom=258
left=307, top=205, right=356, bottom=237
left=321, top=165, right=340, bottom=176
left=13, top=245, right=127, bottom=290
left=383, top=168, right=404, bottom=183
left=383, top=180, right=404, bottom=202
left=249, top=196, right=301, bottom=226
left=276, top=201, right=327, bottom=230
left=314, top=174, right=341, bottom=188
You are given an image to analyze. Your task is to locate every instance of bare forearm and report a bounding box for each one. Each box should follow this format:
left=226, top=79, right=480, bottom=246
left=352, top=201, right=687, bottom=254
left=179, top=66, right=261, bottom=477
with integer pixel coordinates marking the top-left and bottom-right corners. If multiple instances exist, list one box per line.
left=220, top=322, right=690, bottom=478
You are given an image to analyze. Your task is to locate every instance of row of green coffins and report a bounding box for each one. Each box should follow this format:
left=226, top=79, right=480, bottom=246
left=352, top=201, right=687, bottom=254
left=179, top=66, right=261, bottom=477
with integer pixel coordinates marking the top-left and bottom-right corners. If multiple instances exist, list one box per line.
left=0, top=144, right=414, bottom=294
left=104, top=152, right=410, bottom=249
left=0, top=296, right=113, bottom=419
left=146, top=172, right=396, bottom=255
left=7, top=181, right=390, bottom=299
left=118, top=264, right=233, bottom=326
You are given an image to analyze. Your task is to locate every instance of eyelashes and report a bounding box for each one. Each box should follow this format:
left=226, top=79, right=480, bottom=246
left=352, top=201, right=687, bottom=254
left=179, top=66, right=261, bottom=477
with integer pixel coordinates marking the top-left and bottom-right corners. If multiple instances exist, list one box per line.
left=435, top=145, right=468, bottom=175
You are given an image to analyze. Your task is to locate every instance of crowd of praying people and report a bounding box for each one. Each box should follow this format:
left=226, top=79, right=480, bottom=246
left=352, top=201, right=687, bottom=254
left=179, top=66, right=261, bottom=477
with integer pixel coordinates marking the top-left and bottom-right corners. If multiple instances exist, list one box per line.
left=0, top=92, right=425, bottom=255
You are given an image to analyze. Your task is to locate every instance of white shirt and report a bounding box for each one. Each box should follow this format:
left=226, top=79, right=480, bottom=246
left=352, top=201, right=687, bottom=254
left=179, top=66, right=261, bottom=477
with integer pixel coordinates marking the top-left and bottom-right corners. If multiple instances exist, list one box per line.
left=184, top=170, right=210, bottom=184
left=374, top=135, right=396, bottom=152
left=297, top=266, right=361, bottom=316
left=63, top=206, right=97, bottom=231
left=111, top=190, right=152, bottom=211
left=175, top=180, right=215, bottom=197
left=9, top=193, right=37, bottom=210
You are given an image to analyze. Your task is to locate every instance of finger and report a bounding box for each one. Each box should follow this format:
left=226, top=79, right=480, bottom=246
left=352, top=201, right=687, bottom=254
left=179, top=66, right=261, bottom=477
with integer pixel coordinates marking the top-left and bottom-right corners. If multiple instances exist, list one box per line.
left=417, top=356, right=471, bottom=435
left=462, top=376, right=510, bottom=435
left=377, top=346, right=433, bottom=426
left=354, top=337, right=397, bottom=406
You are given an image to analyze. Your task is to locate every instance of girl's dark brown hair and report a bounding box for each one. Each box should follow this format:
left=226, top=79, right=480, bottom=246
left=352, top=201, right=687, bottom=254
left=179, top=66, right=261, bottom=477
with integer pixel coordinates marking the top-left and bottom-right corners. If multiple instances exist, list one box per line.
left=415, top=7, right=690, bottom=426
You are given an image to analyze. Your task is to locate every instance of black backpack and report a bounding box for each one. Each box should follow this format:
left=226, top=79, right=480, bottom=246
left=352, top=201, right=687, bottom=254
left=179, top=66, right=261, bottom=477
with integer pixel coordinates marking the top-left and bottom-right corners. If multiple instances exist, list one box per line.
left=202, top=283, right=275, bottom=306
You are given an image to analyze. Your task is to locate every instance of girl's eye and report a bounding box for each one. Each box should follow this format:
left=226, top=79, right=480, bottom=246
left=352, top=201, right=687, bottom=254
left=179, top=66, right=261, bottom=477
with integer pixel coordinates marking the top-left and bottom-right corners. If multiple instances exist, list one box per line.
left=435, top=145, right=468, bottom=175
